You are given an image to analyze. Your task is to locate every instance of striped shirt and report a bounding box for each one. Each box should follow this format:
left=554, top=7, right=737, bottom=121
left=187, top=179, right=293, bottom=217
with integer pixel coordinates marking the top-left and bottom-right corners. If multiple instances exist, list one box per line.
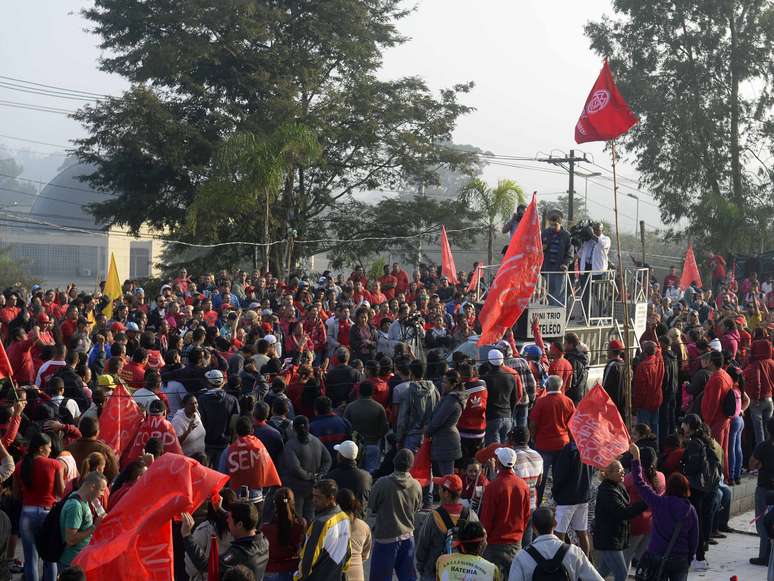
left=513, top=445, right=543, bottom=510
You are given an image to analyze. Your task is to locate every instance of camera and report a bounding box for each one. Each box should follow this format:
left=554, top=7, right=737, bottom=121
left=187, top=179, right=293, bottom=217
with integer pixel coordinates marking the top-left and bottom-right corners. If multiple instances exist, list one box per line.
left=570, top=220, right=595, bottom=249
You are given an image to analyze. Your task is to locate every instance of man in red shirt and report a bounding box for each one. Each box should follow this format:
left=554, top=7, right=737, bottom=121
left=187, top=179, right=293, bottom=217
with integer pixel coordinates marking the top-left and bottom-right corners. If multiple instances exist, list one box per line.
left=391, top=263, right=410, bottom=294
left=702, top=350, right=733, bottom=478
left=633, top=341, right=665, bottom=442
left=708, top=252, right=727, bottom=294
left=458, top=363, right=488, bottom=462
left=663, top=265, right=679, bottom=289
left=547, top=342, right=573, bottom=394
left=529, top=375, right=575, bottom=506
left=368, top=280, right=387, bottom=306
left=478, top=446, right=530, bottom=579
left=378, top=265, right=398, bottom=300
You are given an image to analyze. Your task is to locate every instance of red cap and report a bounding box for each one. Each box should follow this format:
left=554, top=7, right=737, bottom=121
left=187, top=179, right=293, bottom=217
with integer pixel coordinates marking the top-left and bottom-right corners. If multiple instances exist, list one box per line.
left=37, top=314, right=50, bottom=324
left=431, top=474, right=463, bottom=494
left=609, top=339, right=625, bottom=351
left=111, top=322, right=126, bottom=333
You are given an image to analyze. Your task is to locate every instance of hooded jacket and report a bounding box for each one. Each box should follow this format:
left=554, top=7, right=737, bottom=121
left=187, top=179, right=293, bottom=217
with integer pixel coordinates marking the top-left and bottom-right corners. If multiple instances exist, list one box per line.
left=280, top=433, right=332, bottom=494
left=197, top=388, right=240, bottom=448
left=368, top=471, right=423, bottom=540
left=427, top=391, right=465, bottom=463
left=565, top=348, right=589, bottom=404
left=395, top=380, right=438, bottom=442
left=483, top=366, right=519, bottom=419
left=458, top=379, right=488, bottom=439
left=743, top=340, right=774, bottom=401
left=633, top=354, right=664, bottom=412
left=184, top=531, right=269, bottom=580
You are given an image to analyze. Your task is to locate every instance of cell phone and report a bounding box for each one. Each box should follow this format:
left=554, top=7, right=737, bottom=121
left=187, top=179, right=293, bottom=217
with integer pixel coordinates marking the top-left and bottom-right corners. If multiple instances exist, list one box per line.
left=91, top=499, right=106, bottom=518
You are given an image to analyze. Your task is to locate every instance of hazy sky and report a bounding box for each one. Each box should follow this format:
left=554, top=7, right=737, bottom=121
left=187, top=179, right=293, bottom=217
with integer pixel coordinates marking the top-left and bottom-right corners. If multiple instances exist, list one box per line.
left=0, top=0, right=661, bottom=230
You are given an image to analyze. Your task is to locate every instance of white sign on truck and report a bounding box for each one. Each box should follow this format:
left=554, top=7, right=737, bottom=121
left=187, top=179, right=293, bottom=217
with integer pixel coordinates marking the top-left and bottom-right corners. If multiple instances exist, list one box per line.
left=526, top=306, right=566, bottom=338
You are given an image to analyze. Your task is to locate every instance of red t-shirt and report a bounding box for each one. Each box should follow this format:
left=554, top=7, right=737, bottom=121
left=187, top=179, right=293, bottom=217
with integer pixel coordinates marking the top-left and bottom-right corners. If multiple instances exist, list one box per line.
left=548, top=357, right=574, bottom=394
left=14, top=456, right=61, bottom=507
left=529, top=392, right=575, bottom=452
left=478, top=470, right=530, bottom=544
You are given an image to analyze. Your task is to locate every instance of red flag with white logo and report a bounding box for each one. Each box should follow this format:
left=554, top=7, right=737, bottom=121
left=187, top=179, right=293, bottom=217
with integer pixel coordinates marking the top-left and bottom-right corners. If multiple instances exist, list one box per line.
left=569, top=383, right=630, bottom=469
left=440, top=225, right=459, bottom=285
left=121, top=414, right=183, bottom=468
left=575, top=60, right=637, bottom=144
left=679, top=244, right=703, bottom=290
left=477, top=195, right=543, bottom=346
left=225, top=434, right=281, bottom=490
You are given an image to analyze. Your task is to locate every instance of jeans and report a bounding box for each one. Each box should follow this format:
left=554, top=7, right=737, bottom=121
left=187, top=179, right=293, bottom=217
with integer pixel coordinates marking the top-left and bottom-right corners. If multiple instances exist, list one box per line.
left=712, top=481, right=731, bottom=533
left=403, top=434, right=423, bottom=454
left=370, top=537, right=416, bottom=581
left=293, top=489, right=314, bottom=523
left=636, top=408, right=659, bottom=443
left=751, top=399, right=774, bottom=448
left=485, top=416, right=512, bottom=445
left=689, top=488, right=711, bottom=561
left=728, top=415, right=744, bottom=481
left=660, top=557, right=690, bottom=581
left=757, top=486, right=772, bottom=562
left=596, top=549, right=628, bottom=581
left=363, top=444, right=381, bottom=473
left=264, top=573, right=294, bottom=581
left=513, top=405, right=528, bottom=428
left=545, top=271, right=566, bottom=307
left=482, top=542, right=520, bottom=580
left=20, top=506, right=57, bottom=581
left=432, top=460, right=455, bottom=478
left=536, top=449, right=560, bottom=506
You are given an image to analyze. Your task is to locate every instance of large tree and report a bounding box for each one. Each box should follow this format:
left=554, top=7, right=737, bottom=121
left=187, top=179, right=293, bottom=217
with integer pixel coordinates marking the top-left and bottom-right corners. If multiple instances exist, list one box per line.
left=75, top=1, right=476, bottom=269
left=586, top=1, right=774, bottom=254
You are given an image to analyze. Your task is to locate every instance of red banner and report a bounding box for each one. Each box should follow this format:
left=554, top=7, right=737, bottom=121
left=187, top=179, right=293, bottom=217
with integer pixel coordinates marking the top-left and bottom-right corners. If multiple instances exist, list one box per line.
left=679, top=244, right=703, bottom=290
left=100, top=384, right=143, bottom=458
left=440, top=225, right=459, bottom=285
left=477, top=195, right=543, bottom=345
left=0, top=341, right=12, bottom=380
left=569, top=383, right=630, bottom=469
left=225, top=434, right=281, bottom=490
left=466, top=265, right=483, bottom=294
left=409, top=438, right=432, bottom=486
left=73, top=454, right=228, bottom=580
left=121, top=415, right=183, bottom=468
left=575, top=60, right=637, bottom=144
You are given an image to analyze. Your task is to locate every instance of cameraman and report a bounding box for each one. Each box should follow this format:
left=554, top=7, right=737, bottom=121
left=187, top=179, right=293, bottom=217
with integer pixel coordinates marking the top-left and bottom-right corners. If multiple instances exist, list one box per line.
left=388, top=303, right=426, bottom=361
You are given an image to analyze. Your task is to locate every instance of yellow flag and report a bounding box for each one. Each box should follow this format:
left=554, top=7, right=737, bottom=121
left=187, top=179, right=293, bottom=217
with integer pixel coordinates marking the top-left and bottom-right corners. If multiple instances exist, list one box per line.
left=103, top=253, right=122, bottom=319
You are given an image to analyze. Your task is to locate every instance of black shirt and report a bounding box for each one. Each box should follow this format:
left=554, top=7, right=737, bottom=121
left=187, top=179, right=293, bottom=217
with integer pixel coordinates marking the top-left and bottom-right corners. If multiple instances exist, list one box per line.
left=754, top=440, right=774, bottom=490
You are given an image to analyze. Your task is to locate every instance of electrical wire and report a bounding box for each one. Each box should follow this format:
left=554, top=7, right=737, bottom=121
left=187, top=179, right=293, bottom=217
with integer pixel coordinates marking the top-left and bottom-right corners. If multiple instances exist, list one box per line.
left=0, top=100, right=76, bottom=115
left=0, top=74, right=112, bottom=99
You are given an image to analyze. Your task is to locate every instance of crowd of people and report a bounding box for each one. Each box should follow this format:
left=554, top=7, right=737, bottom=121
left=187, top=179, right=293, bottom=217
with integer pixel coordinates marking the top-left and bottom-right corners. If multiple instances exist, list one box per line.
left=0, top=225, right=770, bottom=581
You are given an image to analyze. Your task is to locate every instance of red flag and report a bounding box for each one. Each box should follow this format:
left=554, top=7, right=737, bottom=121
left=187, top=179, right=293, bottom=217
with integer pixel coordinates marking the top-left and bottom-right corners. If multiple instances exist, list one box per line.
left=100, top=384, right=143, bottom=458
left=466, top=265, right=483, bottom=294
left=0, top=341, right=12, bottom=380
left=569, top=383, right=630, bottom=469
left=575, top=60, right=637, bottom=144
left=121, top=415, right=183, bottom=468
left=409, top=438, right=431, bottom=486
left=477, top=195, right=543, bottom=346
left=225, top=434, right=282, bottom=490
left=73, top=453, right=228, bottom=580
left=440, top=225, right=459, bottom=285
left=679, top=244, right=703, bottom=290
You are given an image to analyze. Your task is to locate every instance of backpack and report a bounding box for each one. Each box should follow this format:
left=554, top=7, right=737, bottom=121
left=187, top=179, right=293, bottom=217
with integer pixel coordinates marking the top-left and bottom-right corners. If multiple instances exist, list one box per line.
left=682, top=437, right=720, bottom=492
left=407, top=381, right=435, bottom=428
left=721, top=388, right=737, bottom=418
left=433, top=505, right=470, bottom=554
left=35, top=492, right=80, bottom=562
left=526, top=543, right=571, bottom=581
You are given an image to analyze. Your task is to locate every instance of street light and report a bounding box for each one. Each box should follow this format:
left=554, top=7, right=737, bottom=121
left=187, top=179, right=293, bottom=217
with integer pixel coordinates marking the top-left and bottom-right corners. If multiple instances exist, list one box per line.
left=582, top=172, right=602, bottom=212
left=626, top=193, right=639, bottom=235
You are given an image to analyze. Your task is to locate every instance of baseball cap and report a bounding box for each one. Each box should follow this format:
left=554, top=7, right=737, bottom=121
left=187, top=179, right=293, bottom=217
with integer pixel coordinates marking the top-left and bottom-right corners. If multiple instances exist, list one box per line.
left=488, top=349, right=504, bottom=366
left=261, top=309, right=273, bottom=317
left=432, top=474, right=463, bottom=494
left=608, top=339, right=625, bottom=351
left=126, top=322, right=140, bottom=332
left=263, top=334, right=277, bottom=345
left=31, top=285, right=42, bottom=293
left=709, top=338, right=722, bottom=352
left=134, top=287, right=145, bottom=296
left=97, top=375, right=116, bottom=389
left=205, top=369, right=224, bottom=386
left=495, top=446, right=517, bottom=468
left=160, top=284, right=172, bottom=292
left=248, top=302, right=260, bottom=310
left=522, top=344, right=542, bottom=358
left=37, top=314, right=50, bottom=324
left=111, top=322, right=126, bottom=333
left=237, top=487, right=264, bottom=504
left=495, top=340, right=513, bottom=358
left=333, top=440, right=358, bottom=460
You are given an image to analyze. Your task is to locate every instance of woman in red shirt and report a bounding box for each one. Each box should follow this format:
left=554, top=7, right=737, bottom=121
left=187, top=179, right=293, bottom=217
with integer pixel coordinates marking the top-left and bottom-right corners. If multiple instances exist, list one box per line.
left=261, top=487, right=306, bottom=581
left=14, top=432, right=64, bottom=581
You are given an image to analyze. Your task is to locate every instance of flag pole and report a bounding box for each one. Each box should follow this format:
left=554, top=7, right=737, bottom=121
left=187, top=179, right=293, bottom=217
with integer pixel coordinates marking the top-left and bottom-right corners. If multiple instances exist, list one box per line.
left=611, top=140, right=633, bottom=429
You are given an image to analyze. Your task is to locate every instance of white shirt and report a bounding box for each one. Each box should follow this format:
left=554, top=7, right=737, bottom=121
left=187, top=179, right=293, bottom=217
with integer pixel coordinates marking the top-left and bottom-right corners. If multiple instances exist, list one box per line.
left=578, top=234, right=611, bottom=272
left=35, top=360, right=66, bottom=387
left=133, top=388, right=160, bottom=412
left=171, top=409, right=206, bottom=457
left=162, top=381, right=188, bottom=416
left=50, top=395, right=81, bottom=421
left=508, top=534, right=603, bottom=581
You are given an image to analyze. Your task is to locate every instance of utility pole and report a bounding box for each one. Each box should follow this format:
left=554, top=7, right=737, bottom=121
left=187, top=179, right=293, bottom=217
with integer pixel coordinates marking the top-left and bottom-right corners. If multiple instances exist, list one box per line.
left=537, top=150, right=590, bottom=224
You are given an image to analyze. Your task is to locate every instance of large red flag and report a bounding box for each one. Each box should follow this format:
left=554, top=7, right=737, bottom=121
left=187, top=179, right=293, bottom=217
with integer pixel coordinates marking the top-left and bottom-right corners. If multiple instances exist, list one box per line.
left=466, top=264, right=483, bottom=294
left=225, top=434, right=281, bottom=490
left=575, top=60, right=637, bottom=144
left=73, top=453, right=228, bottom=580
left=477, top=195, right=543, bottom=346
left=679, top=244, right=703, bottom=290
left=0, top=342, right=12, bottom=380
left=100, top=383, right=143, bottom=458
left=440, top=225, right=459, bottom=285
left=121, top=415, right=183, bottom=468
left=569, top=383, right=630, bottom=469
left=409, top=438, right=432, bottom=486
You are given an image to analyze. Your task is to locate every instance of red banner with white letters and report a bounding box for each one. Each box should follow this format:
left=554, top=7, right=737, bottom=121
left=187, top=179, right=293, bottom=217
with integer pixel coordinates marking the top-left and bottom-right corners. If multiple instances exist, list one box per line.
left=569, top=383, right=630, bottom=468
left=100, top=383, right=143, bottom=458
left=121, top=415, right=183, bottom=468
left=226, top=434, right=281, bottom=490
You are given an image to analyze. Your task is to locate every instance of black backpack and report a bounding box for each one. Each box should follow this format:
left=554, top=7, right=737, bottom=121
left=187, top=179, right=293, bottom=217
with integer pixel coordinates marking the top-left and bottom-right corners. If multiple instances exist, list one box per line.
left=526, top=543, right=571, bottom=581
left=35, top=492, right=81, bottom=562
left=434, top=505, right=470, bottom=554
left=722, top=388, right=737, bottom=418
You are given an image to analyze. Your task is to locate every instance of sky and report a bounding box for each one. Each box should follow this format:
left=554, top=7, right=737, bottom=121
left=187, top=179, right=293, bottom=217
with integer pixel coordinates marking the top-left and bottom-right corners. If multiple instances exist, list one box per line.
left=0, top=0, right=662, bottom=231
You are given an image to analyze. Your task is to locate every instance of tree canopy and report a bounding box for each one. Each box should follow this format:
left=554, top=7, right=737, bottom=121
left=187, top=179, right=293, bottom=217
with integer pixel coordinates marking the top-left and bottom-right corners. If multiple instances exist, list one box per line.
left=586, top=0, right=774, bottom=254
left=75, top=0, right=476, bottom=270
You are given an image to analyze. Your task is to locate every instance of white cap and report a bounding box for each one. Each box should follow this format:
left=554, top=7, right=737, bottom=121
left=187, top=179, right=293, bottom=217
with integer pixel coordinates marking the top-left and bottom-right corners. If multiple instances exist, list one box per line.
left=709, top=338, right=722, bottom=352
left=333, top=440, right=358, bottom=460
left=264, top=334, right=277, bottom=345
left=495, top=446, right=517, bottom=468
left=488, top=349, right=504, bottom=366
left=248, top=302, right=260, bottom=309
left=126, top=322, right=140, bottom=332
left=205, top=369, right=224, bottom=386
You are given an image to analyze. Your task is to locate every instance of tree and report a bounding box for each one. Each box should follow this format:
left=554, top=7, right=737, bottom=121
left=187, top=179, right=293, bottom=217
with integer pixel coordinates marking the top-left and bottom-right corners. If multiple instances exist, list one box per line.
left=325, top=195, right=479, bottom=270
left=458, top=178, right=525, bottom=265
left=538, top=194, right=588, bottom=226
left=585, top=1, right=774, bottom=254
left=75, top=1, right=476, bottom=270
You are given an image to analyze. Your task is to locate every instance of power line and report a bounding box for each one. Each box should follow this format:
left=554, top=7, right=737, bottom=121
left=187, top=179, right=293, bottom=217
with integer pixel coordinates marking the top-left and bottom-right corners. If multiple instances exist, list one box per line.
left=0, top=100, right=76, bottom=115
left=0, top=81, right=101, bottom=102
left=0, top=74, right=112, bottom=99
left=0, top=172, right=117, bottom=197
left=0, top=134, right=71, bottom=149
